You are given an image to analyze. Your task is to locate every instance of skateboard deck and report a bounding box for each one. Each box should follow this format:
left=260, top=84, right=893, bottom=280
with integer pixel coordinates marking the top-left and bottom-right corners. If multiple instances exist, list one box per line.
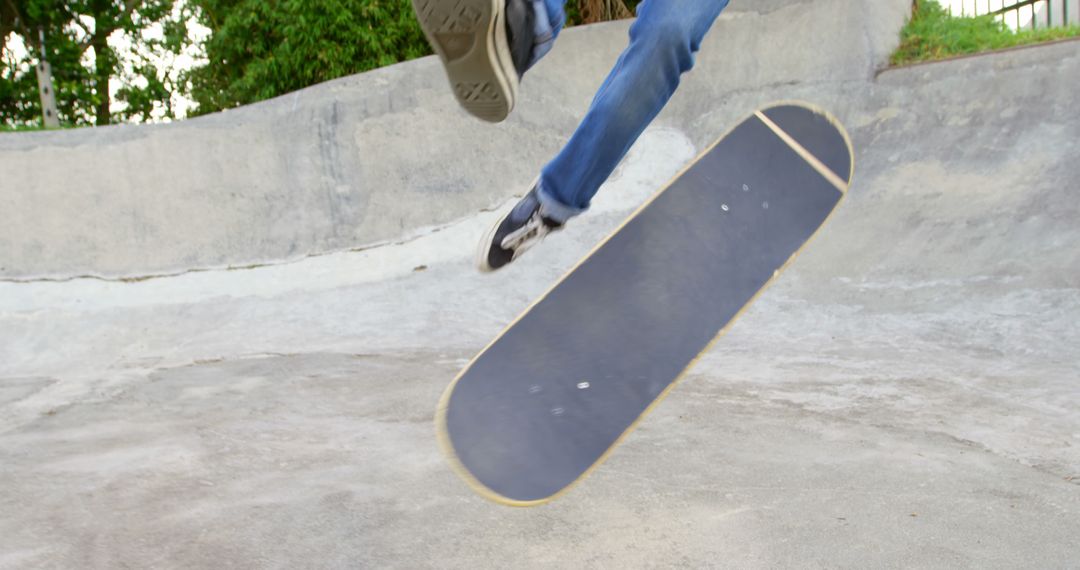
left=438, top=102, right=854, bottom=506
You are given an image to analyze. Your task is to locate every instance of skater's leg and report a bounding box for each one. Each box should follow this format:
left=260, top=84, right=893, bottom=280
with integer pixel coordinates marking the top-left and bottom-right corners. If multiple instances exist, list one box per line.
left=536, top=0, right=729, bottom=221
left=474, top=0, right=727, bottom=271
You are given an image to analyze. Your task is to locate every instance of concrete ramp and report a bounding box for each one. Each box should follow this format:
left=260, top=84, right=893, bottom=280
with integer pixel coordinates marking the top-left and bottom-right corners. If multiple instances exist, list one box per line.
left=1, top=1, right=1078, bottom=567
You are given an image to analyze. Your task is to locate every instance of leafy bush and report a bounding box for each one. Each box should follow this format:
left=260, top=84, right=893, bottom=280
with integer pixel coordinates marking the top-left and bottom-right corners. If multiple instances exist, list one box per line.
left=186, top=0, right=430, bottom=115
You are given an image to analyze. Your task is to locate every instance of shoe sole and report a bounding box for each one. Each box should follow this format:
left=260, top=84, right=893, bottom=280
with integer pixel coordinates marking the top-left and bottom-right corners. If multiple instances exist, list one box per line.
left=475, top=210, right=509, bottom=273
left=412, top=0, right=519, bottom=123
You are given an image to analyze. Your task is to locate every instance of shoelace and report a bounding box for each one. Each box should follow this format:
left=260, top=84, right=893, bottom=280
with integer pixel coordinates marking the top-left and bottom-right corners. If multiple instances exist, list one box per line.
left=500, top=211, right=551, bottom=256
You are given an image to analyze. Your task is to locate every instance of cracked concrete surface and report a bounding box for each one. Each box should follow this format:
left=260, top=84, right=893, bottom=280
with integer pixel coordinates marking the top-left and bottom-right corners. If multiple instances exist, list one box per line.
left=1, top=1, right=1079, bottom=568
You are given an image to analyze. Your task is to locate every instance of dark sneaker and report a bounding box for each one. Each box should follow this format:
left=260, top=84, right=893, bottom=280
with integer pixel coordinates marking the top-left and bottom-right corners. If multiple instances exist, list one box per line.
left=412, top=0, right=535, bottom=123
left=477, top=186, right=563, bottom=272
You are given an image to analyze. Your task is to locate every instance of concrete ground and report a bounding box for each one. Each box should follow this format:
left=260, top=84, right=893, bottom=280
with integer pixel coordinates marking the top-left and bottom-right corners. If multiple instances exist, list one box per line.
left=1, top=1, right=1078, bottom=568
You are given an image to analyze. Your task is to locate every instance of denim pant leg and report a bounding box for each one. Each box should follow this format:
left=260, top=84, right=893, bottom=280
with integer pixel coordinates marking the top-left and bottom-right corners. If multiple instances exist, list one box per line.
left=536, top=0, right=730, bottom=222
left=524, top=0, right=566, bottom=70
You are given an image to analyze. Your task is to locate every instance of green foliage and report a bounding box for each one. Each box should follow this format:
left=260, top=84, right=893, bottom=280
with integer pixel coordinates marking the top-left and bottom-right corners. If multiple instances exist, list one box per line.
left=892, top=0, right=1080, bottom=65
left=2, top=0, right=97, bottom=127
left=1, top=0, right=189, bottom=128
left=0, top=53, right=39, bottom=126
left=116, top=62, right=174, bottom=122
left=185, top=0, right=430, bottom=115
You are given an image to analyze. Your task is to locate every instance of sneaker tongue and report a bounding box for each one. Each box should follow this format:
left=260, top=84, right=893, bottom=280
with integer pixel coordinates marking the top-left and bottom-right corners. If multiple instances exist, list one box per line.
left=504, top=0, right=535, bottom=76
left=509, top=191, right=541, bottom=224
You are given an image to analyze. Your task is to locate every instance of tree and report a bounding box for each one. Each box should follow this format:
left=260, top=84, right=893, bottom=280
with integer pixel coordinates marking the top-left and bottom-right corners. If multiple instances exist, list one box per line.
left=1, top=0, right=193, bottom=127
left=184, top=0, right=430, bottom=115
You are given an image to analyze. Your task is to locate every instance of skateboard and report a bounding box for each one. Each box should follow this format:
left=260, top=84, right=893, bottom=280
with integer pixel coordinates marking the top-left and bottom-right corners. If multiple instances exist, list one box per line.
left=437, top=102, right=854, bottom=506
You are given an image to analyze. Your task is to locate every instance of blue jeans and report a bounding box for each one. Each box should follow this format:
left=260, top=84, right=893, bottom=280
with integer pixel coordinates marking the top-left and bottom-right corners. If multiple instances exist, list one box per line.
left=527, top=0, right=730, bottom=222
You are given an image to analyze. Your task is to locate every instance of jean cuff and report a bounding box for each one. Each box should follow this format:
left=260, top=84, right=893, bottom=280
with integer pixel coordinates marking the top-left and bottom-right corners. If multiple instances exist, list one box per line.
left=535, top=177, right=586, bottom=224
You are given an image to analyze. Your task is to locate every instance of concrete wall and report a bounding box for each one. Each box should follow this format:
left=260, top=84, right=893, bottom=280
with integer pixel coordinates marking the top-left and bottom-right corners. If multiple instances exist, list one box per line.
left=0, top=0, right=911, bottom=280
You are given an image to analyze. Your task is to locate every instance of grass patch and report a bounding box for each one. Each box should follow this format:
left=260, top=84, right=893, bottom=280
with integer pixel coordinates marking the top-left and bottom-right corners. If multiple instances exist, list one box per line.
left=1, top=125, right=48, bottom=133
left=892, top=0, right=1080, bottom=65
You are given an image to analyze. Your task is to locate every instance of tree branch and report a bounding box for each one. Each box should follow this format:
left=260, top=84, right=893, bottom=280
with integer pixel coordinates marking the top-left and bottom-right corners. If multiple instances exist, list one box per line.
left=1, top=0, right=27, bottom=40
left=45, top=2, right=96, bottom=53
left=67, top=1, right=144, bottom=53
left=73, top=17, right=94, bottom=43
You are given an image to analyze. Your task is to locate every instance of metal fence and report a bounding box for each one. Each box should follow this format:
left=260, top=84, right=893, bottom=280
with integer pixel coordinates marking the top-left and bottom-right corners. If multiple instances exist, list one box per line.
left=947, top=0, right=1080, bottom=30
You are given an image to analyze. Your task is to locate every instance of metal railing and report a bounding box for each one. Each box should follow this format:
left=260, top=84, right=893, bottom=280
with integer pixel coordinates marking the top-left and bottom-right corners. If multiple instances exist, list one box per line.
left=949, top=0, right=1079, bottom=30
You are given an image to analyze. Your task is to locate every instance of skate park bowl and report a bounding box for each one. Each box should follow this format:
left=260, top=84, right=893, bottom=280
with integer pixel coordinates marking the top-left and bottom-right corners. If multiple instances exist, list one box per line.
left=1, top=0, right=1078, bottom=566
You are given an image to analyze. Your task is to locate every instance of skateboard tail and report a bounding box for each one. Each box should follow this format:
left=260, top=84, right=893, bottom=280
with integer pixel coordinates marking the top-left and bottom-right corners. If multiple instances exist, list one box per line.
left=437, top=101, right=855, bottom=506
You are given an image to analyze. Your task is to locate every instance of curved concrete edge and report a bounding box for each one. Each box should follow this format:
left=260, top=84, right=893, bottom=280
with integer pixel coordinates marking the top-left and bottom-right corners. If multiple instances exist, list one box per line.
left=0, top=0, right=911, bottom=280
